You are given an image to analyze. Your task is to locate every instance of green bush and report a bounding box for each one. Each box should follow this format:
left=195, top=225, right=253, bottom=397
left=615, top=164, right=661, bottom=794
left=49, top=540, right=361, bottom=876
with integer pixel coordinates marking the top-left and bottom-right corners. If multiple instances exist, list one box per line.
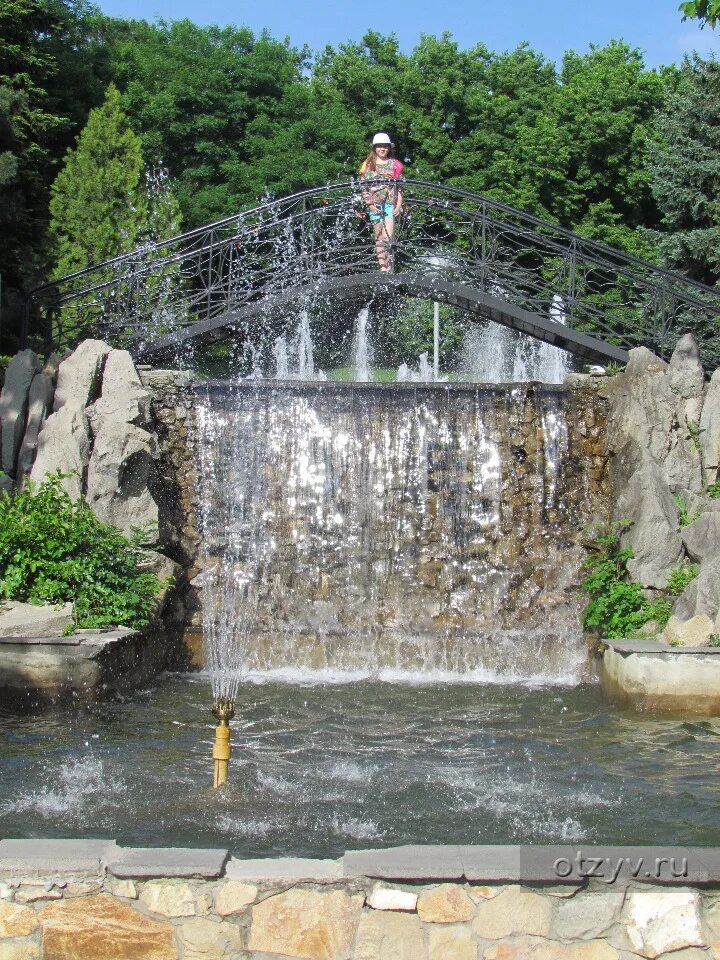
left=666, top=563, right=700, bottom=596
left=708, top=480, right=720, bottom=500
left=0, top=472, right=163, bottom=630
left=581, top=523, right=672, bottom=638
left=673, top=494, right=700, bottom=528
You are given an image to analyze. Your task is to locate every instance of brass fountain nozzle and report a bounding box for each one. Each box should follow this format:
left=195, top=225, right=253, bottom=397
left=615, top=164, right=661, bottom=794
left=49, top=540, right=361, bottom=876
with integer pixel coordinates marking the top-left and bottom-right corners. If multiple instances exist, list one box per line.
left=211, top=699, right=235, bottom=788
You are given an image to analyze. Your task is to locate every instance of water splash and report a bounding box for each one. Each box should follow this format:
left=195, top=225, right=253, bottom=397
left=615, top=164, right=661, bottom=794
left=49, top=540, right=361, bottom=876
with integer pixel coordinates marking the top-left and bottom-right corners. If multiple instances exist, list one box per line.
left=351, top=306, right=373, bottom=381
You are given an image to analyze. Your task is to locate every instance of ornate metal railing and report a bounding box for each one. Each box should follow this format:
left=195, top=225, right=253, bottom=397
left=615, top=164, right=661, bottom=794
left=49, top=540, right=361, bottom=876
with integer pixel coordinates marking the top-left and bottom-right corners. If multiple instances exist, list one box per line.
left=27, top=179, right=720, bottom=368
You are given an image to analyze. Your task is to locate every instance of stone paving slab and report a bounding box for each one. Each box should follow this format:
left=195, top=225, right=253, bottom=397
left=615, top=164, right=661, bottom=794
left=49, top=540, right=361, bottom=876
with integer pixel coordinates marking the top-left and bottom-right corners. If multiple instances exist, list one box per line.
left=107, top=847, right=229, bottom=879
left=226, top=857, right=342, bottom=881
left=343, top=845, right=464, bottom=880
left=0, top=839, right=118, bottom=875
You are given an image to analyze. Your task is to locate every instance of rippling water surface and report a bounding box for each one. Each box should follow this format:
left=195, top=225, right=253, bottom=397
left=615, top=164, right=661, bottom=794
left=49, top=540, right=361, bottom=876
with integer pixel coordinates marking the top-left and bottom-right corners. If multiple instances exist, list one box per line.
left=1, top=674, right=719, bottom=855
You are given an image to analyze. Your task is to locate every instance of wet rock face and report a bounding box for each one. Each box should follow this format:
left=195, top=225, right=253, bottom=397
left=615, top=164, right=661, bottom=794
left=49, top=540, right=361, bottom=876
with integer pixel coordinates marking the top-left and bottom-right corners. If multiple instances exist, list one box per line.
left=194, top=382, right=610, bottom=672
left=0, top=349, right=42, bottom=476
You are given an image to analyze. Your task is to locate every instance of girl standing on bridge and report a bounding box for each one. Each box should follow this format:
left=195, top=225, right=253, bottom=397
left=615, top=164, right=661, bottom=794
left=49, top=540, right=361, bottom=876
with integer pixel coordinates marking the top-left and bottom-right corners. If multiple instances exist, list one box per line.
left=360, top=133, right=404, bottom=272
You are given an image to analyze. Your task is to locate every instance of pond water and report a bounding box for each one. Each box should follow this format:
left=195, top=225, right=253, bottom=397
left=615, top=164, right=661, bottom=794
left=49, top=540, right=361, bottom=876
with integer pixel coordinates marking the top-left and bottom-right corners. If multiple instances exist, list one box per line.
left=1, top=673, right=719, bottom=856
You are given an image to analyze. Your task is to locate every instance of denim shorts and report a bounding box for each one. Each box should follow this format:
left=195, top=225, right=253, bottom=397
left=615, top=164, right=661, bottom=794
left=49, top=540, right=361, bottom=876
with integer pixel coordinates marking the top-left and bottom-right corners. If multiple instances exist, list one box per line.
left=368, top=203, right=394, bottom=222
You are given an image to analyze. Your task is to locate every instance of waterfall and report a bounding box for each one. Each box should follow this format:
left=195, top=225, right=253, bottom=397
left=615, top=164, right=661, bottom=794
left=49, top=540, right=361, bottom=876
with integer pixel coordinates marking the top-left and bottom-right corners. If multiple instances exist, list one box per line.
left=194, top=382, right=605, bottom=686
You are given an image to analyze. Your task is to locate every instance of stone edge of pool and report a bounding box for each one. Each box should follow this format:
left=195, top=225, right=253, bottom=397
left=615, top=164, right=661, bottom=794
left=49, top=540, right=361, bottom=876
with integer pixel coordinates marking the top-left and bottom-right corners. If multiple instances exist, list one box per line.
left=3, top=841, right=720, bottom=959
left=600, top=639, right=720, bottom=714
left=2, top=839, right=720, bottom=884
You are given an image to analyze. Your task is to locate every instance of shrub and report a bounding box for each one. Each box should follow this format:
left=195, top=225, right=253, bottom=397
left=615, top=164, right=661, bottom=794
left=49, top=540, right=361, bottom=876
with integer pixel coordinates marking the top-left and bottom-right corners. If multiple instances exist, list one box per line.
left=581, top=523, right=672, bottom=638
left=673, top=494, right=700, bottom=528
left=666, top=563, right=699, bottom=596
left=0, top=472, right=162, bottom=630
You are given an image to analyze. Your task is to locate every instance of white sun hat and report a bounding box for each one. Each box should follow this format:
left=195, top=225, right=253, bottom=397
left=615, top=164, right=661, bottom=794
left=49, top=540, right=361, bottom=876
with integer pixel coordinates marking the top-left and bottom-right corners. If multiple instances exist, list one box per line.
left=372, top=132, right=393, bottom=146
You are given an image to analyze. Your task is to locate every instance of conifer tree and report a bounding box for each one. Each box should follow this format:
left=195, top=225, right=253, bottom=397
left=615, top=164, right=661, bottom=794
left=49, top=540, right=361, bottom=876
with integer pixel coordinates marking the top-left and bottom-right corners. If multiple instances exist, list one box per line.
left=647, top=56, right=720, bottom=286
left=49, top=84, right=147, bottom=277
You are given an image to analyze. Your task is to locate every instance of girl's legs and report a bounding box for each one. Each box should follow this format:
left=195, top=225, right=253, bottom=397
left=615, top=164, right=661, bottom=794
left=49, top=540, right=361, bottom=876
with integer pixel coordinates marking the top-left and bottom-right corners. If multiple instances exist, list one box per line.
left=372, top=214, right=394, bottom=272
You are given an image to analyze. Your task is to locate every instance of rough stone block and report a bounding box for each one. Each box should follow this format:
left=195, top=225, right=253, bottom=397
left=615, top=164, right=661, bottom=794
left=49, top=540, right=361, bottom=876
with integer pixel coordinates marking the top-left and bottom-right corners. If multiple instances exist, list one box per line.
left=700, top=368, right=720, bottom=484
left=247, top=888, right=363, bottom=960
left=674, top=557, right=720, bottom=622
left=483, top=937, right=618, bottom=959
left=471, top=887, right=552, bottom=940
left=39, top=893, right=176, bottom=960
left=366, top=886, right=418, bottom=912
left=0, top=942, right=41, bottom=960
left=176, top=916, right=243, bottom=958
left=108, top=847, right=228, bottom=879
left=662, top=615, right=714, bottom=648
left=0, top=601, right=74, bottom=639
left=0, top=349, right=41, bottom=475
left=0, top=839, right=117, bottom=875
left=353, top=910, right=427, bottom=960
left=623, top=889, right=703, bottom=958
left=29, top=401, right=90, bottom=500
left=0, top=901, right=39, bottom=937
left=140, top=879, right=196, bottom=917
left=616, top=465, right=683, bottom=588
left=87, top=349, right=151, bottom=432
left=86, top=421, right=159, bottom=540
left=16, top=371, right=54, bottom=478
left=53, top=339, right=110, bottom=412
left=418, top=884, right=475, bottom=923
left=553, top=891, right=624, bottom=940
left=428, top=924, right=478, bottom=960
left=682, top=513, right=720, bottom=565
left=213, top=880, right=257, bottom=916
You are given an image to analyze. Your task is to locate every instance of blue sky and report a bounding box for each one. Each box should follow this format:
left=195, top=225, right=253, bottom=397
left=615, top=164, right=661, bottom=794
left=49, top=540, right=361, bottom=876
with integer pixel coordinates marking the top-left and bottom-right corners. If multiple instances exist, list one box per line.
left=96, top=0, right=718, bottom=68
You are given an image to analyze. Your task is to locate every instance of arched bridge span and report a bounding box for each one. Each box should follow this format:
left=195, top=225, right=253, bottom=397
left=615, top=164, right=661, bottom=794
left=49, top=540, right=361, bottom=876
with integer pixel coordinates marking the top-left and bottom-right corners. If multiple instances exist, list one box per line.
left=28, top=180, right=720, bottom=369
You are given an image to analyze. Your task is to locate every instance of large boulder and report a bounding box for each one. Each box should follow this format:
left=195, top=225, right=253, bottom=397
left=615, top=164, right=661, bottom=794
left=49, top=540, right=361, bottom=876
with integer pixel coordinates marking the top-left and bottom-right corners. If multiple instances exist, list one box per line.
left=16, top=371, right=54, bottom=479
left=673, top=556, right=720, bottom=621
left=52, top=339, right=111, bottom=412
left=662, top=614, right=714, bottom=647
left=700, top=367, right=720, bottom=485
left=668, top=333, right=705, bottom=425
left=0, top=349, right=42, bottom=475
left=604, top=342, right=703, bottom=494
left=86, top=349, right=151, bottom=435
left=29, top=401, right=91, bottom=500
left=615, top=465, right=683, bottom=588
left=86, top=421, right=159, bottom=541
left=681, top=512, right=720, bottom=564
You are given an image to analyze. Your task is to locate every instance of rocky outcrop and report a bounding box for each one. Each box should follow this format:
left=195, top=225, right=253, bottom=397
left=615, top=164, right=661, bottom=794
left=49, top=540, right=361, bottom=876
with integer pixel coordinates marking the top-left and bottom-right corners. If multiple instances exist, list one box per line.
left=29, top=402, right=91, bottom=500
left=602, top=337, right=720, bottom=631
left=700, top=367, right=720, bottom=485
left=86, top=421, right=159, bottom=541
left=52, top=339, right=110, bottom=412
left=673, top=556, right=720, bottom=621
left=0, top=349, right=42, bottom=476
left=16, top=371, right=54, bottom=479
left=614, top=465, right=683, bottom=588
left=86, top=348, right=151, bottom=433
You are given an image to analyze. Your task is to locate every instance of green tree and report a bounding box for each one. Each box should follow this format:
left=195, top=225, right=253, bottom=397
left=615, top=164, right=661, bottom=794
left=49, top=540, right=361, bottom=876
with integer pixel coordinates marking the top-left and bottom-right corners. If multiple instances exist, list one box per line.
left=0, top=0, right=110, bottom=348
left=646, top=54, right=720, bottom=285
left=49, top=83, right=148, bottom=276
left=108, top=19, right=306, bottom=225
left=680, top=0, right=720, bottom=27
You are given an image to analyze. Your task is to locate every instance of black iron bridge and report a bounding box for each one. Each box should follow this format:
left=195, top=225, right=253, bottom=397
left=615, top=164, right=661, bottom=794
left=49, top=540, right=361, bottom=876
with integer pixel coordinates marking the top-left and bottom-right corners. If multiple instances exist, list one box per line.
left=27, top=179, right=720, bottom=368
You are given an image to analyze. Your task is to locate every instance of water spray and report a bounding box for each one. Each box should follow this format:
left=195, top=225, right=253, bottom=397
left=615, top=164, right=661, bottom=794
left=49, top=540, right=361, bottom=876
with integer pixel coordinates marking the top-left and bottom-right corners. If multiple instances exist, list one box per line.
left=211, top=699, right=235, bottom=788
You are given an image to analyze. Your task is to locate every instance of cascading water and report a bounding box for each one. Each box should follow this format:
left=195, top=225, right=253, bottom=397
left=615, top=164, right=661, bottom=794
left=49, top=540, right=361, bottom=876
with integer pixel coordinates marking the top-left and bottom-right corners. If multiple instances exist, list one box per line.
left=351, top=306, right=373, bottom=381
left=195, top=381, right=608, bottom=687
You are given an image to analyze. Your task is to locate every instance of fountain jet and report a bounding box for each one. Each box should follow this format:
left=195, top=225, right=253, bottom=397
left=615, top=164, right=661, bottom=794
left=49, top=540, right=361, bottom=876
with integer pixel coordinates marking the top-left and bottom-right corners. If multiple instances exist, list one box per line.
left=211, top=699, right=235, bottom=788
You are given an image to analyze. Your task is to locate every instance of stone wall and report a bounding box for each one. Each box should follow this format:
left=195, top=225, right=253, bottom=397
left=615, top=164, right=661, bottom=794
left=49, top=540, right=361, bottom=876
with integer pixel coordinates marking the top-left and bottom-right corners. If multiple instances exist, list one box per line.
left=2, top=841, right=720, bottom=959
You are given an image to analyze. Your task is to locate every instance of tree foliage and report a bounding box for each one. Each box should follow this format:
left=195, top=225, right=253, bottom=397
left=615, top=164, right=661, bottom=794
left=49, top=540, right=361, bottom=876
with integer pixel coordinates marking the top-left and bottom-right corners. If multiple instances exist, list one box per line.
left=647, top=54, right=720, bottom=286
left=679, top=0, right=720, bottom=28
